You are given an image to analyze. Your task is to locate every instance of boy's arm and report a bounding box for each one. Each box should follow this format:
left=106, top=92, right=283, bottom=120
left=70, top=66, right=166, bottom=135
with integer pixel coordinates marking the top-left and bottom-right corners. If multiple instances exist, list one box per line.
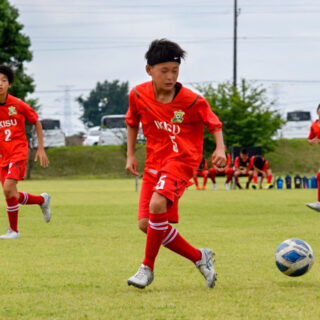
left=211, top=130, right=226, bottom=168
left=34, top=121, right=49, bottom=168
left=125, top=125, right=139, bottom=176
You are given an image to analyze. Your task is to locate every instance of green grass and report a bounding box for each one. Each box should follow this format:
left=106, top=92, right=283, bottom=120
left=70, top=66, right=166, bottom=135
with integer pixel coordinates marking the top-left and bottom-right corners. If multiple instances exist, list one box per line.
left=0, top=178, right=320, bottom=319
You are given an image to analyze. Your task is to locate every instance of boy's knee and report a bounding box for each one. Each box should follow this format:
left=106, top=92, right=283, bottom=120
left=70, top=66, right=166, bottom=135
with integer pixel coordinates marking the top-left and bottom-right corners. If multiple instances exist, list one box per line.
left=149, top=193, right=167, bottom=213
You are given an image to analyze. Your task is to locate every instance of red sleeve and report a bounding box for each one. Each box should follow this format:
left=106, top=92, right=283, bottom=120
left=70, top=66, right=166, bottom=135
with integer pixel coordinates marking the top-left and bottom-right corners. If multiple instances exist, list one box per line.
left=197, top=98, right=222, bottom=133
left=263, top=160, right=269, bottom=171
left=20, top=101, right=38, bottom=124
left=125, top=89, right=140, bottom=128
left=248, top=156, right=254, bottom=170
left=308, top=123, right=315, bottom=139
left=234, top=157, right=239, bottom=168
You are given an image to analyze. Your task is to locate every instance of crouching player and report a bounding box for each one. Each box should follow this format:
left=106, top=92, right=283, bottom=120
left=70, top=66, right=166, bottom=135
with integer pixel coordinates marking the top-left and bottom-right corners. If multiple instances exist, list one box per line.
left=208, top=151, right=233, bottom=190
left=233, top=148, right=252, bottom=189
left=0, top=65, right=51, bottom=240
left=125, top=39, right=226, bottom=289
left=249, top=155, right=273, bottom=189
left=193, top=157, right=208, bottom=190
left=306, top=104, right=320, bottom=211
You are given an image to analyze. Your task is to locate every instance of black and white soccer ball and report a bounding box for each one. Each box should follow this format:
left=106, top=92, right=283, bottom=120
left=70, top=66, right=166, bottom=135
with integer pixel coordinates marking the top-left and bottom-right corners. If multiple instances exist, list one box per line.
left=275, top=239, right=314, bottom=277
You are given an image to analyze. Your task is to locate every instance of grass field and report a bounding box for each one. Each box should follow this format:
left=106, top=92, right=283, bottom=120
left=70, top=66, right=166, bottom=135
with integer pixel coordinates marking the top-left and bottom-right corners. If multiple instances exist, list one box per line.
left=0, top=178, right=319, bottom=320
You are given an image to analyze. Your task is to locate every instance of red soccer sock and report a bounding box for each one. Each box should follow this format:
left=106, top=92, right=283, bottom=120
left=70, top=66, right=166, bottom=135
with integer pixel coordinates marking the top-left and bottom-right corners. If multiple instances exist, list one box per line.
left=163, top=225, right=202, bottom=263
left=267, top=175, right=272, bottom=184
left=142, top=212, right=168, bottom=270
left=225, top=169, right=233, bottom=183
left=253, top=176, right=258, bottom=184
left=19, top=192, right=44, bottom=205
left=317, top=172, right=320, bottom=201
left=6, top=197, right=19, bottom=232
left=193, top=177, right=199, bottom=188
left=203, top=176, right=208, bottom=188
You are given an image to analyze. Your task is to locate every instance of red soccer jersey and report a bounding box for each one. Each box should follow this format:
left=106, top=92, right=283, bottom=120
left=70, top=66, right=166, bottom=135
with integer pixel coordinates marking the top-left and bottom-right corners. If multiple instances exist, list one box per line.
left=308, top=120, right=320, bottom=139
left=248, top=156, right=268, bottom=172
left=125, top=81, right=222, bottom=181
left=0, top=94, right=38, bottom=167
left=234, top=155, right=250, bottom=169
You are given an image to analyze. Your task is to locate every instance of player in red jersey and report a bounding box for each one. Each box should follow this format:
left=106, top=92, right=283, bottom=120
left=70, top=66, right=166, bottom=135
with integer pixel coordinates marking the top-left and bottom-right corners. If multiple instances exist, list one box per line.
left=248, top=155, right=273, bottom=189
left=0, top=65, right=51, bottom=240
left=125, top=39, right=226, bottom=289
left=193, top=157, right=208, bottom=190
left=233, top=148, right=253, bottom=189
left=208, top=150, right=233, bottom=190
left=306, top=104, right=320, bottom=211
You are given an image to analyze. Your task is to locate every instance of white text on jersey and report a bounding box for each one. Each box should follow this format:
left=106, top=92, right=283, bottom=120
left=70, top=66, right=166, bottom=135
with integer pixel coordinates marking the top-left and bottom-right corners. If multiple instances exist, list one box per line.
left=154, top=120, right=181, bottom=135
left=0, top=119, right=18, bottom=128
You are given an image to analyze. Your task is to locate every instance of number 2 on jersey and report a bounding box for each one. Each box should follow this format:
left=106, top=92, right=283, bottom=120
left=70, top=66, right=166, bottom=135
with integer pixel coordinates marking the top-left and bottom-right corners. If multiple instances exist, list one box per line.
left=4, top=129, right=11, bottom=141
left=169, top=135, right=179, bottom=153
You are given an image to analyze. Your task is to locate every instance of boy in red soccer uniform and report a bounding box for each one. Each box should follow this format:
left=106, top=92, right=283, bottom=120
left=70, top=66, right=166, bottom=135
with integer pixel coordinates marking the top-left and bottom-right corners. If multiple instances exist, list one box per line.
left=233, top=148, right=253, bottom=189
left=193, top=157, right=208, bottom=190
left=306, top=104, right=320, bottom=211
left=125, top=39, right=226, bottom=289
left=0, top=65, right=51, bottom=240
left=208, top=150, right=233, bottom=190
left=248, top=155, right=273, bottom=189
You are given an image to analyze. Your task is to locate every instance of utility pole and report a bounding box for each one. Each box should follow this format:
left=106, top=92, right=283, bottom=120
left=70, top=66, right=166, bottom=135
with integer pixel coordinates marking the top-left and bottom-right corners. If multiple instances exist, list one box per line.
left=233, top=0, right=239, bottom=88
left=58, top=85, right=74, bottom=135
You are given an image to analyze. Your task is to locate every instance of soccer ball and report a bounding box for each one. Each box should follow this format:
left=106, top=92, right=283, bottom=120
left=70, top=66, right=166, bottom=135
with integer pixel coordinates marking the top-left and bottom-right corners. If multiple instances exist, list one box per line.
left=275, top=238, right=314, bottom=277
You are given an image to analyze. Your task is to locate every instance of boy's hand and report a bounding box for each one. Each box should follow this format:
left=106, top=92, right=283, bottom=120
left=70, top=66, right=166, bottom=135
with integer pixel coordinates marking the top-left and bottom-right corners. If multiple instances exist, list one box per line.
left=126, top=154, right=139, bottom=176
left=212, top=148, right=226, bottom=168
left=35, top=148, right=49, bottom=168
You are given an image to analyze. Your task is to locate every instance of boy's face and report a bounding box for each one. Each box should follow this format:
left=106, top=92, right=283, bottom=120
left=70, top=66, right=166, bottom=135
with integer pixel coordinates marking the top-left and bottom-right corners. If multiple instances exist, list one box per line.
left=0, top=73, right=11, bottom=96
left=146, top=62, right=180, bottom=92
left=240, top=152, right=248, bottom=161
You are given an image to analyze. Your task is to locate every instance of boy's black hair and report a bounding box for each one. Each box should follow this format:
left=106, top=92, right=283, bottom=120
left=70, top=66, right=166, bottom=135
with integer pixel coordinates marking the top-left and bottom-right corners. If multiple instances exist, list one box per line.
left=253, top=155, right=265, bottom=170
left=0, top=65, right=15, bottom=84
left=145, top=39, right=186, bottom=66
left=317, top=104, right=320, bottom=112
left=240, top=147, right=248, bottom=155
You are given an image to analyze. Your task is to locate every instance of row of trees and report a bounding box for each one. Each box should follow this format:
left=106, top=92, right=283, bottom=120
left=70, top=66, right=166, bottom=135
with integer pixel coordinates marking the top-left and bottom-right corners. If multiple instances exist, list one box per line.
left=3, top=0, right=283, bottom=154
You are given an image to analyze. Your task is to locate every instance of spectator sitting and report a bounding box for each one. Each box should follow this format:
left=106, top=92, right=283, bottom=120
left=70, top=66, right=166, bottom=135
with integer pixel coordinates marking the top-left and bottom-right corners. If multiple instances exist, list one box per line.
left=193, top=157, right=208, bottom=190
left=233, top=148, right=253, bottom=189
left=249, top=155, right=273, bottom=189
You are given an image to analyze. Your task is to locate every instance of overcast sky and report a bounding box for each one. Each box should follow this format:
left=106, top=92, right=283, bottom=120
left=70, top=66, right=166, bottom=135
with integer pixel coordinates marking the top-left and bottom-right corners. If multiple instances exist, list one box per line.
left=9, top=0, right=320, bottom=134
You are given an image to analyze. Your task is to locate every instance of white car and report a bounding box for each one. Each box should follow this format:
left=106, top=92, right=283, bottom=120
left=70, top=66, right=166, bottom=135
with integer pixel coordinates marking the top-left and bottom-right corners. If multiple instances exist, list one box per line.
left=278, top=110, right=312, bottom=139
left=83, top=126, right=100, bottom=146
left=98, top=115, right=145, bottom=145
left=33, top=119, right=66, bottom=148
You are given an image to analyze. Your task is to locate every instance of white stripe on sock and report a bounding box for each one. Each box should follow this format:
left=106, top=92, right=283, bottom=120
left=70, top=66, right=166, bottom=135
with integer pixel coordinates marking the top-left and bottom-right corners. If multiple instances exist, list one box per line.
left=163, top=229, right=178, bottom=246
left=149, top=220, right=168, bottom=227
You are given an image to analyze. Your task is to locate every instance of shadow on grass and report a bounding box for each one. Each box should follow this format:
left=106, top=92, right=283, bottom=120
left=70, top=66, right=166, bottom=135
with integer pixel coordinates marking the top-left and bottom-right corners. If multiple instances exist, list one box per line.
left=276, top=280, right=320, bottom=288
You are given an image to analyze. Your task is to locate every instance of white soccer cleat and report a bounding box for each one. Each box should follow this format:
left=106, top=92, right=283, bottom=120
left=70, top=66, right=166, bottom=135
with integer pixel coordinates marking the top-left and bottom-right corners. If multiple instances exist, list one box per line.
left=225, top=183, right=230, bottom=190
left=128, top=264, right=154, bottom=289
left=196, top=248, right=217, bottom=288
left=40, top=193, right=51, bottom=223
left=0, top=227, right=20, bottom=240
left=213, top=183, right=217, bottom=191
left=306, top=201, right=320, bottom=212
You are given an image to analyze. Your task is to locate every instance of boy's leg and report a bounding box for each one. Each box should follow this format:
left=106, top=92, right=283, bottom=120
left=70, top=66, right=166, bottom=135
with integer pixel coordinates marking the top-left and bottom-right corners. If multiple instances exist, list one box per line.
left=306, top=170, right=320, bottom=211
left=202, top=171, right=208, bottom=189
left=0, top=178, right=20, bottom=239
left=18, top=192, right=44, bottom=205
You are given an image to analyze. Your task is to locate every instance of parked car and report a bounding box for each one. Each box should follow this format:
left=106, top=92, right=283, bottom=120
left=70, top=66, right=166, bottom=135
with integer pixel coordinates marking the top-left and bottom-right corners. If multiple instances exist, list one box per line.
left=98, top=114, right=145, bottom=145
left=277, top=110, right=312, bottom=139
left=33, top=119, right=66, bottom=148
left=83, top=126, right=100, bottom=146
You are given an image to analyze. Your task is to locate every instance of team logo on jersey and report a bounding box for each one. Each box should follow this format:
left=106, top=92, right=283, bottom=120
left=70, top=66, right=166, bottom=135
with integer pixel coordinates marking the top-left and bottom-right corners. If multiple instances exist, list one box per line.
left=8, top=106, right=17, bottom=116
left=171, top=110, right=185, bottom=123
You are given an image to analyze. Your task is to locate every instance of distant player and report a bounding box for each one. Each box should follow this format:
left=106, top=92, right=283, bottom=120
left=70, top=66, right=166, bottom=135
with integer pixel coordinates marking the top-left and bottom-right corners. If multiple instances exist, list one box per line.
left=233, top=148, right=252, bottom=189
left=125, top=39, right=226, bottom=289
left=249, top=155, right=273, bottom=189
left=208, top=150, right=233, bottom=190
left=306, top=104, right=320, bottom=211
left=193, top=157, right=208, bottom=190
left=0, top=65, right=51, bottom=240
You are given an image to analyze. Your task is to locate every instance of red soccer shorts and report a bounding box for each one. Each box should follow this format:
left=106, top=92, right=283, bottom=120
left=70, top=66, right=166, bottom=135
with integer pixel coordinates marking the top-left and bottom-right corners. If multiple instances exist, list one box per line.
left=194, top=169, right=208, bottom=177
left=0, top=160, right=26, bottom=186
left=138, top=171, right=188, bottom=223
